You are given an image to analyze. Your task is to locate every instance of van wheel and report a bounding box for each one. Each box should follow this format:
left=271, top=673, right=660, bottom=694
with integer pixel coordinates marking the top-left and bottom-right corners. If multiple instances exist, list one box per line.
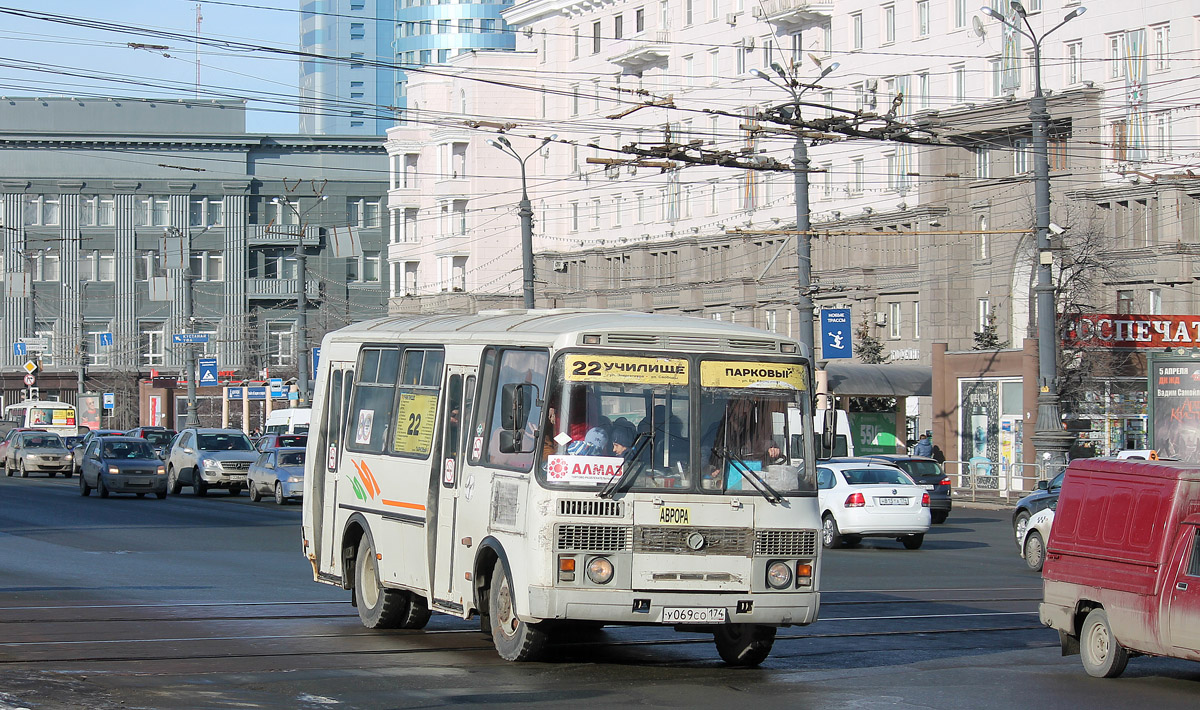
left=1081, top=608, right=1129, bottom=678
left=488, top=559, right=548, bottom=661
left=353, top=537, right=408, bottom=629
left=714, top=624, right=776, bottom=666
left=1024, top=530, right=1046, bottom=572
left=901, top=534, right=924, bottom=550
left=821, top=514, right=842, bottom=548
left=167, top=467, right=182, bottom=495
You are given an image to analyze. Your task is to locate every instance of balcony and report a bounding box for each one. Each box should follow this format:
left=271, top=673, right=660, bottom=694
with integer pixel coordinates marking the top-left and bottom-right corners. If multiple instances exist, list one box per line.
left=751, top=0, right=834, bottom=28
left=246, top=277, right=320, bottom=300
left=608, top=31, right=671, bottom=73
left=247, top=224, right=321, bottom=248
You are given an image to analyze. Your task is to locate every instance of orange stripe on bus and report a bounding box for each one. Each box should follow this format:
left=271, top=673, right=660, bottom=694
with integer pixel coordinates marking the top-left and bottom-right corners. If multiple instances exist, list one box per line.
left=358, top=460, right=381, bottom=497
left=381, top=499, right=426, bottom=511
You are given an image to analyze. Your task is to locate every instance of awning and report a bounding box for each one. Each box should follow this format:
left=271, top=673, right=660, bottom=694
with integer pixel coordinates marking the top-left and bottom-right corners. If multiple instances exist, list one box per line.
left=822, top=362, right=932, bottom=397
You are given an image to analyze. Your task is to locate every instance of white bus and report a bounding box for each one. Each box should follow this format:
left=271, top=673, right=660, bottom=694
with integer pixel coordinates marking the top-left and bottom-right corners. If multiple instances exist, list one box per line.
left=3, top=400, right=79, bottom=438
left=302, top=309, right=821, bottom=664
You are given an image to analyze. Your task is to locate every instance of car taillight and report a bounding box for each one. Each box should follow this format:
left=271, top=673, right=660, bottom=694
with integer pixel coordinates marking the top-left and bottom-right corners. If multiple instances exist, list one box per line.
left=939, top=477, right=951, bottom=486
left=844, top=492, right=865, bottom=508
left=921, top=492, right=930, bottom=507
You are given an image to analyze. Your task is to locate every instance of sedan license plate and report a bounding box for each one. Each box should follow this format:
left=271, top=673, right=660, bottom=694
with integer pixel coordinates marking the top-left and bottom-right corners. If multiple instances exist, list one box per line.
left=877, top=497, right=909, bottom=505
left=661, top=607, right=727, bottom=624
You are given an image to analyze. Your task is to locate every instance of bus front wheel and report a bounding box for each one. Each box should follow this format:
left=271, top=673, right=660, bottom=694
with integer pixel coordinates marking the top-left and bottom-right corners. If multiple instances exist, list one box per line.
left=714, top=623, right=776, bottom=666
left=488, top=559, right=548, bottom=662
left=353, top=537, right=429, bottom=630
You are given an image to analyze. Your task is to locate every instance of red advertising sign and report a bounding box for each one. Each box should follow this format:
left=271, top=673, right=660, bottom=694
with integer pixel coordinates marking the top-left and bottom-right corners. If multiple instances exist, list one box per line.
left=1063, top=314, right=1200, bottom=349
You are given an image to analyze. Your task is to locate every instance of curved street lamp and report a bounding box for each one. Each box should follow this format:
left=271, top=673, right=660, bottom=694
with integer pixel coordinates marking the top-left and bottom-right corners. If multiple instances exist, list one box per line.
left=980, top=2, right=1086, bottom=469
left=488, top=134, right=556, bottom=309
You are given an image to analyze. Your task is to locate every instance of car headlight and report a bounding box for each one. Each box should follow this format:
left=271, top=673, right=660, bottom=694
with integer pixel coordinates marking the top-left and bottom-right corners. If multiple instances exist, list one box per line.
left=108, top=466, right=120, bottom=476
left=766, top=561, right=793, bottom=590
left=202, top=458, right=219, bottom=469
left=65, top=454, right=73, bottom=461
left=585, top=556, right=614, bottom=585
left=288, top=475, right=303, bottom=483
left=156, top=466, right=166, bottom=475
left=24, top=453, right=37, bottom=460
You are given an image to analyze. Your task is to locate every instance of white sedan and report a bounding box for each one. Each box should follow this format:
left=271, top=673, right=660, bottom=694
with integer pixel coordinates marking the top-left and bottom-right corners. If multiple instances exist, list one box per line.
left=817, top=461, right=931, bottom=549
left=1019, top=507, right=1054, bottom=572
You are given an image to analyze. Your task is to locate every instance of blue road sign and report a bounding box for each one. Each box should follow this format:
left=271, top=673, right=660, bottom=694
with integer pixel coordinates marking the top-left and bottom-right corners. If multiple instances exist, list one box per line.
left=227, top=387, right=244, bottom=400
left=198, top=358, right=219, bottom=386
left=820, top=308, right=853, bottom=359
left=268, top=377, right=284, bottom=392
left=98, top=332, right=113, bottom=347
left=12, top=342, right=26, bottom=357
left=172, top=333, right=209, bottom=344
left=246, top=387, right=268, bottom=400
left=312, top=347, right=321, bottom=375
left=103, top=392, right=115, bottom=410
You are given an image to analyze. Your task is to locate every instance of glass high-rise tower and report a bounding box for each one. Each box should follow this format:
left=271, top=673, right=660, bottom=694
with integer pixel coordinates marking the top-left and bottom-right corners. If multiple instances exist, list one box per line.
left=300, top=0, right=515, bottom=136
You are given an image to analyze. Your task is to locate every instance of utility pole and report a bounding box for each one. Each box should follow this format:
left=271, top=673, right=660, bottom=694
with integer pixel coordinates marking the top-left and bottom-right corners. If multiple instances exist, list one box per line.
left=272, top=194, right=327, bottom=406
left=487, top=134, right=555, bottom=309
left=181, top=242, right=197, bottom=428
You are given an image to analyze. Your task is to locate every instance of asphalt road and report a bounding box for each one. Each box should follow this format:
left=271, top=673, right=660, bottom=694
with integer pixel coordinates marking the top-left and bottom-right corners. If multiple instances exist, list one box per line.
left=2, top=473, right=1198, bottom=709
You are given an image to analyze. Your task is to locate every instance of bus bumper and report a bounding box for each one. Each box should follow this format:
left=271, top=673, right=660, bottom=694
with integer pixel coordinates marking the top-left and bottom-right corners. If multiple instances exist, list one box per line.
left=525, top=586, right=819, bottom=626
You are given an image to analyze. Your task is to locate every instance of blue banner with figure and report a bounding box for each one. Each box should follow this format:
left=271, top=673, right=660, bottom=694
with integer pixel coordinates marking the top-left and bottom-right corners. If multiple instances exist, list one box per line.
left=820, top=309, right=853, bottom=359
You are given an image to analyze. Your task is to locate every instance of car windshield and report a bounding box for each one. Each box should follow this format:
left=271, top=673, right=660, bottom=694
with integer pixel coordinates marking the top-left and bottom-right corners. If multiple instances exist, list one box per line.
left=19, top=433, right=63, bottom=448
left=197, top=433, right=254, bottom=451
left=841, top=468, right=913, bottom=485
left=278, top=451, right=305, bottom=466
left=896, top=460, right=943, bottom=478
left=278, top=435, right=307, bottom=447
left=103, top=441, right=156, bottom=459
left=140, top=431, right=174, bottom=445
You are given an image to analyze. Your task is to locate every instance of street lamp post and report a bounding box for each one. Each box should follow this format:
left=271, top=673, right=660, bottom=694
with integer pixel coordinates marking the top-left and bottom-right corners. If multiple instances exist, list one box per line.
left=982, top=2, right=1085, bottom=472
left=272, top=195, right=327, bottom=407
left=750, top=62, right=838, bottom=361
left=488, top=135, right=555, bottom=309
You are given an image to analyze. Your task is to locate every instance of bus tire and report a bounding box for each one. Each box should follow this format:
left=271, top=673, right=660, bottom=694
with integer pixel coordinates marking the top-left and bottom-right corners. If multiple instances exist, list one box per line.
left=353, top=537, right=408, bottom=629
left=488, top=559, right=547, bottom=662
left=397, top=592, right=432, bottom=630
left=714, top=624, right=776, bottom=666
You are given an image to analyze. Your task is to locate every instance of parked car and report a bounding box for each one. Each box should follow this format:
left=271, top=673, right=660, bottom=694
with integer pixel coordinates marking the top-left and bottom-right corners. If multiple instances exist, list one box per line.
left=123, top=427, right=177, bottom=458
left=843, top=455, right=952, bottom=524
left=78, top=436, right=167, bottom=499
left=71, top=429, right=126, bottom=476
left=164, top=428, right=258, bottom=496
left=1019, top=506, right=1054, bottom=572
left=1012, top=470, right=1063, bottom=547
left=816, top=460, right=931, bottom=549
left=3, top=431, right=73, bottom=478
left=1040, top=458, right=1200, bottom=678
left=0, top=427, right=47, bottom=475
left=248, top=447, right=306, bottom=505
left=254, top=433, right=308, bottom=452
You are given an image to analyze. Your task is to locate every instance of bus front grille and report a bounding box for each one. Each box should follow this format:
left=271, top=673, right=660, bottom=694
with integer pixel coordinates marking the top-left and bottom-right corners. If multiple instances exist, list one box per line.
left=558, top=499, right=625, bottom=518
left=755, top=529, right=818, bottom=556
left=634, top=526, right=754, bottom=556
left=556, top=524, right=631, bottom=552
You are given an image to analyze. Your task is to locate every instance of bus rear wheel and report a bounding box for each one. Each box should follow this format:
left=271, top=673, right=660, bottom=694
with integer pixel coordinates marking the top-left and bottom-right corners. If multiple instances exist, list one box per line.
left=714, top=623, right=776, bottom=666
left=353, top=537, right=429, bottom=629
left=488, top=559, right=547, bottom=662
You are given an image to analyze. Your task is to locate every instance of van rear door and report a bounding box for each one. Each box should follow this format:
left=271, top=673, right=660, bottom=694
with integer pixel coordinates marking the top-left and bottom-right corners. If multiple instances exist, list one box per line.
left=1167, top=522, right=1200, bottom=654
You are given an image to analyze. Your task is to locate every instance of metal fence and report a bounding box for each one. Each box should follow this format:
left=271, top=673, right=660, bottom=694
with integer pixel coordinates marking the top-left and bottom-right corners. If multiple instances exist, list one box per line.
left=942, top=459, right=1055, bottom=503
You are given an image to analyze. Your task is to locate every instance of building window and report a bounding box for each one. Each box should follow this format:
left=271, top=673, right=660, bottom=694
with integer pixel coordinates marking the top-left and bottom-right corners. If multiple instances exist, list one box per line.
left=953, top=0, right=967, bottom=29
left=403, top=261, right=419, bottom=295
left=851, top=13, right=863, bottom=50
left=1155, top=112, right=1171, bottom=159
left=1065, top=41, right=1082, bottom=84
left=1111, top=120, right=1128, bottom=163
left=350, top=22, right=364, bottom=40
left=1116, top=290, right=1134, bottom=315
left=889, top=302, right=902, bottom=339
left=1148, top=288, right=1162, bottom=315
left=591, top=198, right=602, bottom=230
left=142, top=325, right=165, bottom=366
left=1153, top=24, right=1169, bottom=71
left=913, top=301, right=920, bottom=339
left=989, top=57, right=1003, bottom=96
left=85, top=325, right=111, bottom=368
left=572, top=27, right=579, bottom=58
left=976, top=213, right=990, bottom=259
left=1108, top=34, right=1125, bottom=79
left=98, top=251, right=116, bottom=282
left=1013, top=139, right=1029, bottom=174
left=976, top=148, right=991, bottom=179
left=636, top=8, right=645, bottom=33
left=268, top=322, right=295, bottom=367
left=614, top=15, right=623, bottom=39
left=403, top=208, right=419, bottom=242
left=136, top=251, right=163, bottom=281
left=852, top=158, right=864, bottom=195
left=22, top=195, right=61, bottom=226
left=348, top=198, right=381, bottom=228
left=451, top=200, right=467, bottom=235
left=916, top=1, right=929, bottom=38
left=883, top=5, right=895, bottom=45
left=480, top=19, right=496, bottom=33
left=570, top=202, right=580, bottom=232
left=352, top=251, right=380, bottom=283
left=135, top=196, right=171, bottom=227
left=977, top=299, right=991, bottom=332
left=188, top=197, right=224, bottom=227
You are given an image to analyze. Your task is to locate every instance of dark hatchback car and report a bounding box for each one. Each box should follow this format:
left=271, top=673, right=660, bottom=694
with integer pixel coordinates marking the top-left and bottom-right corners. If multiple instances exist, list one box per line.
left=71, top=429, right=126, bottom=475
left=79, top=436, right=168, bottom=499
left=834, top=455, right=953, bottom=524
left=1011, top=470, right=1064, bottom=547
left=124, top=427, right=178, bottom=458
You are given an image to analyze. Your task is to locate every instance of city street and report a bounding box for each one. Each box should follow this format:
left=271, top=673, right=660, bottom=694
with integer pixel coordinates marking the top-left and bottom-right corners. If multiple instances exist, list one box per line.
left=1, top=474, right=1198, bottom=709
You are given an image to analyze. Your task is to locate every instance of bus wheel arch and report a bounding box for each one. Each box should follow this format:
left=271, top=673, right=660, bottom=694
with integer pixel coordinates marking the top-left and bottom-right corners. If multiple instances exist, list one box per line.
left=340, top=514, right=371, bottom=591
left=473, top=538, right=512, bottom=629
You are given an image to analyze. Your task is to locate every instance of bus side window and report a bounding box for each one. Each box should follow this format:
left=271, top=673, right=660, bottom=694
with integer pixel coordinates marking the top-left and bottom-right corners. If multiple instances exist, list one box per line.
left=347, top=347, right=401, bottom=454
left=441, top=374, right=463, bottom=487
left=324, top=369, right=344, bottom=471
left=482, top=348, right=549, bottom=472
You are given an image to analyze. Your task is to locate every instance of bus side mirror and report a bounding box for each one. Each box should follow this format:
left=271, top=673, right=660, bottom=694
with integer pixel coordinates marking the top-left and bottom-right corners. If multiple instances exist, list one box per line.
left=820, top=409, right=836, bottom=458
left=501, top=383, right=533, bottom=431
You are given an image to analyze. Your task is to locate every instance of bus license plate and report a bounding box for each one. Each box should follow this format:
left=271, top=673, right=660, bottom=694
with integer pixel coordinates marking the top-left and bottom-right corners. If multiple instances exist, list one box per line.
left=877, top=497, right=909, bottom=505
left=661, top=607, right=727, bottom=624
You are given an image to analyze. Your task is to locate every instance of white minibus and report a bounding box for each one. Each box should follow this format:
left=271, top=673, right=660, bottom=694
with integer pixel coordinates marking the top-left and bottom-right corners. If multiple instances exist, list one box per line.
left=302, top=309, right=821, bottom=664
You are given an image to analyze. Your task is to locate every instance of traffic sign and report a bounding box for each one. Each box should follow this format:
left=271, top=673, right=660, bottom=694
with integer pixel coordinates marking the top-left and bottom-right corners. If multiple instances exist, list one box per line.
left=820, top=308, right=853, bottom=359
left=312, top=347, right=321, bottom=376
left=98, top=332, right=114, bottom=347
left=172, top=333, right=210, bottom=344
left=227, top=387, right=244, bottom=400
left=103, top=393, right=115, bottom=410
left=23, top=360, right=37, bottom=374
left=12, top=342, right=25, bottom=357
left=23, top=374, right=35, bottom=386
left=21, top=337, right=48, bottom=352
left=198, top=358, right=219, bottom=386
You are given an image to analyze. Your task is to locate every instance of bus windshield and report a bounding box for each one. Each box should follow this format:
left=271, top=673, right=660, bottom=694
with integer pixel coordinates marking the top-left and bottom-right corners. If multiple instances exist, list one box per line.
left=538, top=353, right=814, bottom=496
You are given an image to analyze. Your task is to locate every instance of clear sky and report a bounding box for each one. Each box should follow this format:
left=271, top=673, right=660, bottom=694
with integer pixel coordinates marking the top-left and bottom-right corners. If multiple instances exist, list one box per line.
left=0, top=0, right=301, bottom=133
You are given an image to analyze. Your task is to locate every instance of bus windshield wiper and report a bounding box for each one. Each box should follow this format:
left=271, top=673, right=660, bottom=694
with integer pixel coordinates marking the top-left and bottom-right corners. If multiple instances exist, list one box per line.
left=722, top=449, right=783, bottom=504
left=598, top=431, right=651, bottom=499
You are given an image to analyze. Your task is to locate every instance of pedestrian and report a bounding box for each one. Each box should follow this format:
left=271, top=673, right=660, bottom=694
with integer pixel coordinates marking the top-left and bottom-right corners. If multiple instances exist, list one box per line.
left=930, top=445, right=946, bottom=464
left=913, top=433, right=933, bottom=458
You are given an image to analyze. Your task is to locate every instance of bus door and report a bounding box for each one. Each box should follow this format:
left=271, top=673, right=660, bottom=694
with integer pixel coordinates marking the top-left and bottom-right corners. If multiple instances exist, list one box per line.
left=315, top=363, right=354, bottom=576
left=431, top=367, right=475, bottom=611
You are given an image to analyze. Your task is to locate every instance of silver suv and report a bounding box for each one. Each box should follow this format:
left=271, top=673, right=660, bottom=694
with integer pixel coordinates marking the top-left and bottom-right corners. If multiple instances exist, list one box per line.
left=165, top=428, right=258, bottom=496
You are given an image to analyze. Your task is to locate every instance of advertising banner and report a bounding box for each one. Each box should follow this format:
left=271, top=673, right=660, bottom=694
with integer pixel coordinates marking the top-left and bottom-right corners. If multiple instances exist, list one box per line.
left=820, top=308, right=853, bottom=359
left=564, top=354, right=688, bottom=385
left=1149, top=356, right=1200, bottom=462
left=1064, top=313, right=1200, bottom=349
left=699, top=361, right=806, bottom=390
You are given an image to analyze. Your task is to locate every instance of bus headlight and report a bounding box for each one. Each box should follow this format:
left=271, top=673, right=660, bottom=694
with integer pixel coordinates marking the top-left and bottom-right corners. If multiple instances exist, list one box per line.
left=586, top=556, right=614, bottom=585
left=766, top=561, right=793, bottom=590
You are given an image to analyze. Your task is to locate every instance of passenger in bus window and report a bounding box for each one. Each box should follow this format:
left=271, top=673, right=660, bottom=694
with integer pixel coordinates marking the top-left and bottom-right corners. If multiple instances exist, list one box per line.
left=566, top=426, right=609, bottom=457
left=610, top=422, right=636, bottom=457
left=705, top=398, right=785, bottom=488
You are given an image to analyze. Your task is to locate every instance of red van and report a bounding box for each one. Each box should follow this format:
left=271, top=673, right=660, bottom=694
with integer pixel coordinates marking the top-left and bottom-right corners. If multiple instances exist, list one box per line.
left=1039, top=458, right=1200, bottom=678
